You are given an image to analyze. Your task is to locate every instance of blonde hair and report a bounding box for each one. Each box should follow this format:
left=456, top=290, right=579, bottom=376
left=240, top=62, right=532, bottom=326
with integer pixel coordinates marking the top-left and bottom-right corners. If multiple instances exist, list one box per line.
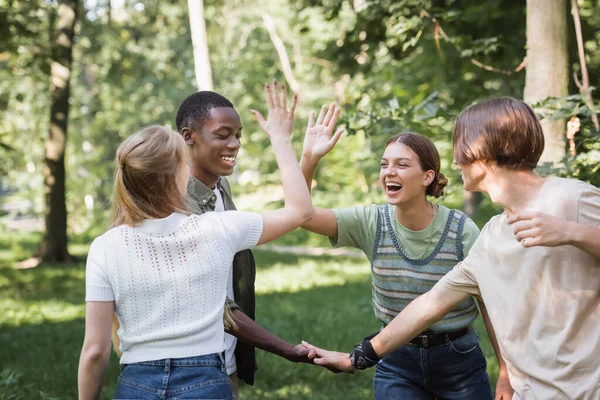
left=109, top=125, right=237, bottom=355
left=110, top=125, right=189, bottom=227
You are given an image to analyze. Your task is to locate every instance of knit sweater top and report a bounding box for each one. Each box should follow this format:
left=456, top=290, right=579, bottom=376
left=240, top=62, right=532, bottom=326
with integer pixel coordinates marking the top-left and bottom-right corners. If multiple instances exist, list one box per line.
left=85, top=211, right=263, bottom=364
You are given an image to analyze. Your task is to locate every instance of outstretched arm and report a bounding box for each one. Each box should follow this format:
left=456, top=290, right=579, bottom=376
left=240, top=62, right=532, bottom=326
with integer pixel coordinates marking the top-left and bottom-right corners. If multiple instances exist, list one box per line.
left=508, top=211, right=600, bottom=259
left=303, top=284, right=470, bottom=372
left=226, top=308, right=311, bottom=364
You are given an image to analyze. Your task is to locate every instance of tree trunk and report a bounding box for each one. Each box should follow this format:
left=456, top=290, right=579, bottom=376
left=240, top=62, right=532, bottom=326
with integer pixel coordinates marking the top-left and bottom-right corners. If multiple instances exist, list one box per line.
left=39, top=0, right=78, bottom=264
left=187, top=0, right=213, bottom=91
left=524, top=0, right=569, bottom=164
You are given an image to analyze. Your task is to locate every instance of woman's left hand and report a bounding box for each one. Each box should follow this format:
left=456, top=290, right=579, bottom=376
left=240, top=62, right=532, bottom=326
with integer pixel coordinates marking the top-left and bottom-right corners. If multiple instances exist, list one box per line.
left=302, top=340, right=356, bottom=373
left=494, top=370, right=514, bottom=400
left=302, top=103, right=344, bottom=160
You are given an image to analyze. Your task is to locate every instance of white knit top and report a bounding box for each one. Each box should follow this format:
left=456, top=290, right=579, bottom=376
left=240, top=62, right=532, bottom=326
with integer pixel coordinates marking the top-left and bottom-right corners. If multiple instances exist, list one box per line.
left=85, top=211, right=263, bottom=364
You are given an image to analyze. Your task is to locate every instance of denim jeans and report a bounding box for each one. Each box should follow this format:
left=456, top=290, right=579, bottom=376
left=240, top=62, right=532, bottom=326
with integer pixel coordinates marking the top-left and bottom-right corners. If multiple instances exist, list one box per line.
left=373, top=328, right=493, bottom=400
left=114, top=353, right=233, bottom=400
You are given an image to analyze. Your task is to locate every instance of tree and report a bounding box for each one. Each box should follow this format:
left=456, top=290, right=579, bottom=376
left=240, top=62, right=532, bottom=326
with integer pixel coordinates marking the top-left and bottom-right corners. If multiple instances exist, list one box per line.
left=523, top=0, right=569, bottom=163
left=37, top=0, right=79, bottom=264
left=187, top=0, right=213, bottom=90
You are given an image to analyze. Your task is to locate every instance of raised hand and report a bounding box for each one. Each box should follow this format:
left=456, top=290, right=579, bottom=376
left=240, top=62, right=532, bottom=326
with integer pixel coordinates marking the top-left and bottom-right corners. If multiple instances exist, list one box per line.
left=302, top=103, right=344, bottom=159
left=302, top=340, right=356, bottom=373
left=251, top=80, right=297, bottom=141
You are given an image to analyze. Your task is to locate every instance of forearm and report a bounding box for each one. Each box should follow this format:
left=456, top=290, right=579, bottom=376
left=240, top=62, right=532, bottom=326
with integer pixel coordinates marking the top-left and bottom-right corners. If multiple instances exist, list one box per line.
left=299, top=153, right=320, bottom=193
left=78, top=352, right=110, bottom=400
left=227, top=309, right=293, bottom=360
left=568, top=224, right=600, bottom=259
left=271, top=137, right=312, bottom=221
left=370, top=291, right=447, bottom=357
left=479, top=300, right=507, bottom=371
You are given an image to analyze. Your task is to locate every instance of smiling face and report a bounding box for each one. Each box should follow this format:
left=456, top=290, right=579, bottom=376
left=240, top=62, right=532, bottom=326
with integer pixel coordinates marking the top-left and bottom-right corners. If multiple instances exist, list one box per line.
left=183, top=107, right=242, bottom=188
left=380, top=142, right=434, bottom=205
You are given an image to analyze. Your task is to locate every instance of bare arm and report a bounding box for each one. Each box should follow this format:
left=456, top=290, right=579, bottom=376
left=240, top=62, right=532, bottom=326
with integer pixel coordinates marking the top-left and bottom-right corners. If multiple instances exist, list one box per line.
left=569, top=225, right=600, bottom=259
left=303, top=284, right=471, bottom=372
left=251, top=81, right=313, bottom=245
left=371, top=284, right=470, bottom=357
left=508, top=211, right=600, bottom=259
left=479, top=301, right=513, bottom=399
left=298, top=104, right=345, bottom=238
left=78, top=302, right=115, bottom=400
left=226, top=309, right=310, bottom=363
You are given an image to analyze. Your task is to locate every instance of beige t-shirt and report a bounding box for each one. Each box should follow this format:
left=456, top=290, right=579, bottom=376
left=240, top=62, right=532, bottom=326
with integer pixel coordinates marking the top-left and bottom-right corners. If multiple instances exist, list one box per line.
left=438, top=177, right=600, bottom=400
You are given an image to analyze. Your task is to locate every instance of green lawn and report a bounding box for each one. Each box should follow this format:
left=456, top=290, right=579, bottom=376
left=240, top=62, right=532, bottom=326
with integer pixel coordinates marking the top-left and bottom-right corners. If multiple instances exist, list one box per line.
left=0, top=236, right=500, bottom=399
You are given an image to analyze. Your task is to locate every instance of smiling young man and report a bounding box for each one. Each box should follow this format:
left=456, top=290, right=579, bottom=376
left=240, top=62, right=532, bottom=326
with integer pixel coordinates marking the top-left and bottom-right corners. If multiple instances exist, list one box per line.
left=303, top=97, right=600, bottom=400
left=175, top=89, right=312, bottom=399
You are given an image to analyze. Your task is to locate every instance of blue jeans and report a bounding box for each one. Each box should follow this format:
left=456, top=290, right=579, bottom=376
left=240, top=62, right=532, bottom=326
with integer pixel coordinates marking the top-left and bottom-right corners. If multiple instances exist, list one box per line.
left=373, top=328, right=493, bottom=400
left=114, top=353, right=233, bottom=400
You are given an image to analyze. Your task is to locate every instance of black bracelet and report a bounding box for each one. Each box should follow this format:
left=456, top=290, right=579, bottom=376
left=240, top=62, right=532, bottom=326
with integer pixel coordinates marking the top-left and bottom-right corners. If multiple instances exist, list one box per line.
left=349, top=338, right=381, bottom=370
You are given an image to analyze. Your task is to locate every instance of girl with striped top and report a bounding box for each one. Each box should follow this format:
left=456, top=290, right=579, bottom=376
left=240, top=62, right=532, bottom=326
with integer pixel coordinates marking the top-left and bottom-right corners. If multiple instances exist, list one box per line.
left=298, top=105, right=512, bottom=399
left=78, top=82, right=317, bottom=399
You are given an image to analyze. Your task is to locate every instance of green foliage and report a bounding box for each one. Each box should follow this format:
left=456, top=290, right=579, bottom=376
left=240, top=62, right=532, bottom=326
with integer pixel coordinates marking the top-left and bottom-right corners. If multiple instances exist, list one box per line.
left=0, top=0, right=599, bottom=244
left=533, top=93, right=600, bottom=187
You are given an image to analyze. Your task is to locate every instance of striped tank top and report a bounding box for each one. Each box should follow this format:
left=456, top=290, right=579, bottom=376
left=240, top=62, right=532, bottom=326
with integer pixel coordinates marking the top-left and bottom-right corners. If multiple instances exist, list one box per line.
left=371, top=204, right=479, bottom=332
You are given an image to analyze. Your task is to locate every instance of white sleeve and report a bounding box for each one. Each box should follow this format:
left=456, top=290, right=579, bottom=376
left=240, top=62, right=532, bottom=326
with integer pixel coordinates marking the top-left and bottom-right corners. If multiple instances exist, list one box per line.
left=85, top=236, right=115, bottom=302
left=216, top=211, right=264, bottom=253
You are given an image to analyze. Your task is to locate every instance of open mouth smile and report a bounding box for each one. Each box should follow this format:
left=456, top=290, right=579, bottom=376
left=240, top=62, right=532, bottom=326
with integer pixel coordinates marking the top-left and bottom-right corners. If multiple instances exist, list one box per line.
left=385, top=182, right=403, bottom=194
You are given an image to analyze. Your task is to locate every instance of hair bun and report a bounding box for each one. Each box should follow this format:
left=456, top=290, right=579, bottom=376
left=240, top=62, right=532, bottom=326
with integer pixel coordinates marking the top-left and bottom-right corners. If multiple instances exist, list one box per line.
left=428, top=172, right=448, bottom=198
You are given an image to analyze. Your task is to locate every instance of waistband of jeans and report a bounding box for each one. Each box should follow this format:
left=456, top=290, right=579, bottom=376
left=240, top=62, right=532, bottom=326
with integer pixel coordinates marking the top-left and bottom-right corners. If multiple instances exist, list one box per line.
left=132, top=353, right=223, bottom=367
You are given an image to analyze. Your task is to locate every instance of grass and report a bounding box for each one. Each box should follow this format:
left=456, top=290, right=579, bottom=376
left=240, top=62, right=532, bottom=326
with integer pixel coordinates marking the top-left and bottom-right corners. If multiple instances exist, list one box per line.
left=0, top=235, right=500, bottom=399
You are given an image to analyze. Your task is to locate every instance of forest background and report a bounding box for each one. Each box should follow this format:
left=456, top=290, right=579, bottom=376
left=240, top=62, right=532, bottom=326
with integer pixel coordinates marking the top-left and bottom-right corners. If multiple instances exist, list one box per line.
left=0, top=0, right=598, bottom=398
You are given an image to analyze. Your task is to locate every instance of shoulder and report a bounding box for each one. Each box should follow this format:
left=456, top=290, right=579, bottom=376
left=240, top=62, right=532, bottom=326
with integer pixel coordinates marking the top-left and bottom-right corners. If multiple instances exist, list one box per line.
left=86, top=227, right=123, bottom=267
left=333, top=204, right=381, bottom=222
left=91, top=225, right=126, bottom=248
left=545, top=177, right=598, bottom=199
left=479, top=213, right=505, bottom=236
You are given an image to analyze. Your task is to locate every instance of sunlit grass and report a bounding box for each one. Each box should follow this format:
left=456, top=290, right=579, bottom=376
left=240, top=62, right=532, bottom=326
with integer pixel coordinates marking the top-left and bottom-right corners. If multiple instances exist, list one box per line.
left=0, top=236, right=499, bottom=399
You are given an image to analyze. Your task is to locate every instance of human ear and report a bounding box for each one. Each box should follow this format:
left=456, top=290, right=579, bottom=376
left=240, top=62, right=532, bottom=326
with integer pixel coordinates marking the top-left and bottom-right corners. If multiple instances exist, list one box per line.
left=423, top=170, right=435, bottom=187
left=182, top=128, right=194, bottom=145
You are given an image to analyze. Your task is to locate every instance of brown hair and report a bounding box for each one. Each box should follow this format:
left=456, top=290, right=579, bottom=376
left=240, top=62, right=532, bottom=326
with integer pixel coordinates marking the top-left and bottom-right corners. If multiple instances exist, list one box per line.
left=453, top=97, right=545, bottom=169
left=386, top=132, right=448, bottom=198
left=110, top=125, right=189, bottom=227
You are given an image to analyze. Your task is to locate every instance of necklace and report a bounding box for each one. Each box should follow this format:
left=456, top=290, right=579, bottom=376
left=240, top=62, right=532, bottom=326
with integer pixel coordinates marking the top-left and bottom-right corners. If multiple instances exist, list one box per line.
left=393, top=203, right=439, bottom=260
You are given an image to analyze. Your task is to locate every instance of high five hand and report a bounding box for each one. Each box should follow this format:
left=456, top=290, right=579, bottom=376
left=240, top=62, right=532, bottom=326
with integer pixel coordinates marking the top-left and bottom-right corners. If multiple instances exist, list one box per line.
left=302, top=103, right=344, bottom=159
left=251, top=80, right=297, bottom=140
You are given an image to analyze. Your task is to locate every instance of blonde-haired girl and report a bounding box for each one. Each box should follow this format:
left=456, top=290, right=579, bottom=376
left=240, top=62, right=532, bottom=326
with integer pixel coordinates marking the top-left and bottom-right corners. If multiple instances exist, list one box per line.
left=78, top=83, right=316, bottom=399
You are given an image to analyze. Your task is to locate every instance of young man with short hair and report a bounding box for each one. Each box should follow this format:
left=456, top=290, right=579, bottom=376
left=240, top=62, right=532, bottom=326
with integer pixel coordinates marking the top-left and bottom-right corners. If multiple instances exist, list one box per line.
left=176, top=88, right=313, bottom=399
left=304, top=97, right=600, bottom=400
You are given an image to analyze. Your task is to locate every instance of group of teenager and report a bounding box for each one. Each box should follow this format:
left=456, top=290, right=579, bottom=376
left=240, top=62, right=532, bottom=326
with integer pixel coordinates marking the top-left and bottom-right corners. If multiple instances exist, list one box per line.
left=78, top=80, right=600, bottom=400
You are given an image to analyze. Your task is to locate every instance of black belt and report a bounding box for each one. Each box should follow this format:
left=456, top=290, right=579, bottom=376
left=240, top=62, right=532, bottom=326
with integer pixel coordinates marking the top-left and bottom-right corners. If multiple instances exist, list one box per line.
left=407, top=326, right=470, bottom=348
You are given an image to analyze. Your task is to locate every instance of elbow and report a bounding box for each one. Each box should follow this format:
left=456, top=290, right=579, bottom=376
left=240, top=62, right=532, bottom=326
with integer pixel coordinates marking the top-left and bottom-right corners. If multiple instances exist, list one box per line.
left=81, top=343, right=110, bottom=365
left=298, top=206, right=314, bottom=225
left=420, top=292, right=448, bottom=327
